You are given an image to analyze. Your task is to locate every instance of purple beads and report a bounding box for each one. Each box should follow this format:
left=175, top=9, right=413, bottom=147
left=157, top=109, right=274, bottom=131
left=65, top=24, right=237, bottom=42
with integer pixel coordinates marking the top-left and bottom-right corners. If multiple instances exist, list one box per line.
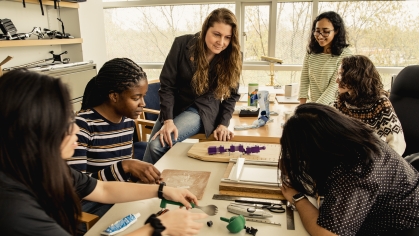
left=207, top=144, right=266, bottom=155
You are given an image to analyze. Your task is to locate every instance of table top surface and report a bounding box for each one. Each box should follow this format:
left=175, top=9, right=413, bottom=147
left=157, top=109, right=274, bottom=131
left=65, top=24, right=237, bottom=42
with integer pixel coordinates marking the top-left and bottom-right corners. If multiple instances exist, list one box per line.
left=197, top=102, right=298, bottom=144
left=85, top=142, right=309, bottom=236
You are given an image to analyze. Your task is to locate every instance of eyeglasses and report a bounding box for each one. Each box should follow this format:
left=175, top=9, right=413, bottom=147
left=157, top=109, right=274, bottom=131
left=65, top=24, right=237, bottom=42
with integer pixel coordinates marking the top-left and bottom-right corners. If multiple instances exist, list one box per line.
left=313, top=30, right=334, bottom=37
left=66, top=113, right=76, bottom=135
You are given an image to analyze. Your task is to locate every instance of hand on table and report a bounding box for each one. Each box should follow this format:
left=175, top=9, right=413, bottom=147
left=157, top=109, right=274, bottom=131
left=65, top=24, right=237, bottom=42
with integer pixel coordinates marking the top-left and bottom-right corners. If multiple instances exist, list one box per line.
left=159, top=208, right=207, bottom=236
left=162, top=186, right=199, bottom=209
left=121, top=159, right=161, bottom=184
left=152, top=119, right=178, bottom=148
left=213, top=124, right=234, bottom=141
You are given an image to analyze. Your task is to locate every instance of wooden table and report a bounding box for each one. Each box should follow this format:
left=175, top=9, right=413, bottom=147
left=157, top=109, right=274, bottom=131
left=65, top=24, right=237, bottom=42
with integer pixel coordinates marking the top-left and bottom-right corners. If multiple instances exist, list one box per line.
left=194, top=102, right=298, bottom=144
left=85, top=142, right=310, bottom=236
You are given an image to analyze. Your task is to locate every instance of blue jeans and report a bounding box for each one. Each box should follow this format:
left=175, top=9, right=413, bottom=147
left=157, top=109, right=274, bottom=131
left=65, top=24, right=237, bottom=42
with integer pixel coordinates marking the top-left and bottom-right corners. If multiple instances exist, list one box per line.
left=142, top=106, right=202, bottom=164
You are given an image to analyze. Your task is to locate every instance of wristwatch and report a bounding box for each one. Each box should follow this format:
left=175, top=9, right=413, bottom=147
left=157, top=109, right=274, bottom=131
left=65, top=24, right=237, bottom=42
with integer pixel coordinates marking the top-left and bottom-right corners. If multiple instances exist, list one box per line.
left=292, top=192, right=307, bottom=204
left=157, top=182, right=166, bottom=199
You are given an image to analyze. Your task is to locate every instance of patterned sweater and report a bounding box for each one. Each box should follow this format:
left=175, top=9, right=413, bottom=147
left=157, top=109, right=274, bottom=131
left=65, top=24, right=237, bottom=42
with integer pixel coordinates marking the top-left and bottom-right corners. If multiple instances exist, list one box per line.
left=299, top=47, right=352, bottom=105
left=334, top=96, right=406, bottom=156
left=66, top=109, right=134, bottom=181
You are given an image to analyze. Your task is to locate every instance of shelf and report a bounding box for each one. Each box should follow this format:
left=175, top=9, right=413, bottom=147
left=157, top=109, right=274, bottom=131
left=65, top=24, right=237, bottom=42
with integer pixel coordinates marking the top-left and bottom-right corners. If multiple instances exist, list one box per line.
left=4, top=0, right=79, bottom=8
left=0, top=38, right=83, bottom=48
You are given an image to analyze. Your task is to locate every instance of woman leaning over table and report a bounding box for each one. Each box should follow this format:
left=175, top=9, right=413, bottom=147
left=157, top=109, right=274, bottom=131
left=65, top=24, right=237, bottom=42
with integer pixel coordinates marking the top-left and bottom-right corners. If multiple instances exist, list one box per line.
left=279, top=103, right=419, bottom=236
left=143, top=8, right=242, bottom=164
left=0, top=69, right=207, bottom=236
left=299, top=11, right=352, bottom=105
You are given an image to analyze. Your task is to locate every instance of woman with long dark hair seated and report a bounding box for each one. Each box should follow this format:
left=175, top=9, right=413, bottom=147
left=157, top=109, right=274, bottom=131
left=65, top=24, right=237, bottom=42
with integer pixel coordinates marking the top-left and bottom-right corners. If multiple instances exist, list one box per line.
left=279, top=103, right=419, bottom=236
left=0, top=70, right=207, bottom=236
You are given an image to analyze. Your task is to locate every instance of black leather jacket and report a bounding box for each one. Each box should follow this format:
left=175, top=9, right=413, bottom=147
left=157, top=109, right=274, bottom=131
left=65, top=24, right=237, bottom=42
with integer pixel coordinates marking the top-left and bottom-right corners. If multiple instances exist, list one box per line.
left=159, top=33, right=240, bottom=138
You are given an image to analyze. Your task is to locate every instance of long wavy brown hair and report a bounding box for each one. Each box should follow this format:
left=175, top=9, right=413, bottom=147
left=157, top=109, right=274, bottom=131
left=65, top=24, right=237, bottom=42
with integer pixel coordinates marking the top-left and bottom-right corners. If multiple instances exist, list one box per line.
left=338, top=55, right=387, bottom=107
left=191, top=8, right=242, bottom=100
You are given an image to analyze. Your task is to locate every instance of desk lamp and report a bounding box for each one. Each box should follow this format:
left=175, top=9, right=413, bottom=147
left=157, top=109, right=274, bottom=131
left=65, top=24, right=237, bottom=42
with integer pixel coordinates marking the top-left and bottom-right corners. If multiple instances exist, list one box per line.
left=261, top=56, right=283, bottom=86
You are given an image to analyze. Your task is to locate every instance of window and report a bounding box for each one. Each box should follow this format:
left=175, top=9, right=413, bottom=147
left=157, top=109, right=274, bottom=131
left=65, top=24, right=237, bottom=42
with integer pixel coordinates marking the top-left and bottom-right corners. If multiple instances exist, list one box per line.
left=103, top=4, right=235, bottom=62
left=319, top=1, right=419, bottom=88
left=276, top=2, right=312, bottom=65
left=103, top=1, right=418, bottom=89
left=242, top=4, right=270, bottom=62
left=320, top=1, right=419, bottom=67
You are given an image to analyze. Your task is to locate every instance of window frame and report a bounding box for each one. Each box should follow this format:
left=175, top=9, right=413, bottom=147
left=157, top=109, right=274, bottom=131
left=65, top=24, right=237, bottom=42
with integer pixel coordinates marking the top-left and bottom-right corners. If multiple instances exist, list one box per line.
left=102, top=0, right=405, bottom=75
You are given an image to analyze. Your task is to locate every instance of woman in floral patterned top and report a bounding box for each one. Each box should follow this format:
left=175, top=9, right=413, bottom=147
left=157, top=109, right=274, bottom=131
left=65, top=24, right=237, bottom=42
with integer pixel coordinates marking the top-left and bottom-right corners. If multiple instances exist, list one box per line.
left=334, top=55, right=406, bottom=156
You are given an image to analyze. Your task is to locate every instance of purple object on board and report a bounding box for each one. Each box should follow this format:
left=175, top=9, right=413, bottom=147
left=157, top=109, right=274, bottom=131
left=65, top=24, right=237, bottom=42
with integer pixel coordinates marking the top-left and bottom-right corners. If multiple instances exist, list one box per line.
left=208, top=146, right=217, bottom=155
left=207, top=144, right=266, bottom=155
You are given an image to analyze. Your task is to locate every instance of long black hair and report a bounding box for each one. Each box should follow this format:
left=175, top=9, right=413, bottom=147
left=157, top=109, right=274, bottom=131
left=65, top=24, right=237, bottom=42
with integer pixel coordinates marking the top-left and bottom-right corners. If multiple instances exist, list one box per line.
left=0, top=69, right=81, bottom=235
left=81, top=58, right=147, bottom=110
left=308, top=11, right=350, bottom=56
left=279, top=103, right=381, bottom=197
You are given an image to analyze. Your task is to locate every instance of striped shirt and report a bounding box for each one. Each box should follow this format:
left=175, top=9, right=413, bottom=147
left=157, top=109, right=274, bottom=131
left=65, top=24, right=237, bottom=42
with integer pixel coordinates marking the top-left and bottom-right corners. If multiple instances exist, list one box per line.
left=67, top=109, right=135, bottom=181
left=299, top=47, right=352, bottom=105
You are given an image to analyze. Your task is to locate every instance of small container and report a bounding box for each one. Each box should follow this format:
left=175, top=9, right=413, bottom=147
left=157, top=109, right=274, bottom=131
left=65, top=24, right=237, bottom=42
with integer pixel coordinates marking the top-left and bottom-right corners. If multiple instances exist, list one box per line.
left=101, top=213, right=140, bottom=235
left=248, top=83, right=259, bottom=107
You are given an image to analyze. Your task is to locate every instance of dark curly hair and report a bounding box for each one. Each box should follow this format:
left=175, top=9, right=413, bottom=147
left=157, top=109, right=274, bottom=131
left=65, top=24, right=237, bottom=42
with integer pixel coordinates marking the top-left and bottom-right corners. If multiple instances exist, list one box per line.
left=279, top=103, right=381, bottom=197
left=81, top=58, right=147, bottom=110
left=337, top=55, right=386, bottom=107
left=308, top=11, right=349, bottom=56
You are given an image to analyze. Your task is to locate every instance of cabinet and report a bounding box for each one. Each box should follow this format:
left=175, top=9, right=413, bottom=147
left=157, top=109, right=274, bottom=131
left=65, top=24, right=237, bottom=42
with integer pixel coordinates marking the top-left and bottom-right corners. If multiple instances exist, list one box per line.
left=0, top=0, right=84, bottom=68
left=39, top=63, right=97, bottom=111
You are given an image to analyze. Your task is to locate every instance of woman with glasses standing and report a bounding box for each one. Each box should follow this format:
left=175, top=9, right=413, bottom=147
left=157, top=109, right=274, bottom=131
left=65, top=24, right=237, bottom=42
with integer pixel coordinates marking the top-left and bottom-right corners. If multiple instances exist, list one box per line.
left=299, top=11, right=352, bottom=105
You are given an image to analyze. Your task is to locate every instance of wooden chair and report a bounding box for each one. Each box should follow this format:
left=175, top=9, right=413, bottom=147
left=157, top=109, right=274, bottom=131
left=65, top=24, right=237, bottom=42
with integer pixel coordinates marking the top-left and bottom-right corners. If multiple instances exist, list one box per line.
left=80, top=212, right=100, bottom=231
left=135, top=79, right=208, bottom=142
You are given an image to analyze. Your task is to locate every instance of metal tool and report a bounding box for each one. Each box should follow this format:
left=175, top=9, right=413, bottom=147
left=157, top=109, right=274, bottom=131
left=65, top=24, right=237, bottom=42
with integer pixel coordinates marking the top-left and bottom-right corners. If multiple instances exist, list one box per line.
left=221, top=159, right=281, bottom=187
left=212, top=194, right=286, bottom=205
left=286, top=203, right=295, bottom=230
left=227, top=203, right=273, bottom=218
left=233, top=202, right=285, bottom=213
left=160, top=199, right=218, bottom=216
left=246, top=217, right=281, bottom=226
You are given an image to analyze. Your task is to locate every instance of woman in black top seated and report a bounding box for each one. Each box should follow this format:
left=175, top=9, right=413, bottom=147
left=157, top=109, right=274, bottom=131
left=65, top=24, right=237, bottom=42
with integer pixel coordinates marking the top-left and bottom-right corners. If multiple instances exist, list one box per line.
left=0, top=70, right=207, bottom=236
left=279, top=103, right=419, bottom=236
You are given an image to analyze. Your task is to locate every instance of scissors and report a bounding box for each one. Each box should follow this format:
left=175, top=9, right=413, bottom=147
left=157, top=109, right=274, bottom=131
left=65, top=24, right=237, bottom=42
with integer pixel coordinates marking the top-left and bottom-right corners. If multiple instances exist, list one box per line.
left=231, top=202, right=285, bottom=213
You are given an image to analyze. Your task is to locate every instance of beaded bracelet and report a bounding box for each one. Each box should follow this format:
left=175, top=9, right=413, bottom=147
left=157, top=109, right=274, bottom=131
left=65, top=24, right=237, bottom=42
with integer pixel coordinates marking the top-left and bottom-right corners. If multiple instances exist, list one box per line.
left=145, top=214, right=166, bottom=236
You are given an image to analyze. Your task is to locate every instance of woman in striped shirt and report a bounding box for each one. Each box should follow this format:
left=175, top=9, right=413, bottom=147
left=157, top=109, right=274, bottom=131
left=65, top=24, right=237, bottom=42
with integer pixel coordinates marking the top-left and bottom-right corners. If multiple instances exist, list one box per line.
left=299, top=11, right=352, bottom=105
left=67, top=58, right=162, bottom=230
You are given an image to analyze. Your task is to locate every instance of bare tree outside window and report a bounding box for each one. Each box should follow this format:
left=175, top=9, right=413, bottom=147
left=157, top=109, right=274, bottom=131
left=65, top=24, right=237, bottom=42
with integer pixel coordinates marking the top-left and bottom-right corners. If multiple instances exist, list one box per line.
left=102, top=1, right=418, bottom=88
left=243, top=5, right=270, bottom=62
left=103, top=4, right=235, bottom=62
left=320, top=1, right=419, bottom=88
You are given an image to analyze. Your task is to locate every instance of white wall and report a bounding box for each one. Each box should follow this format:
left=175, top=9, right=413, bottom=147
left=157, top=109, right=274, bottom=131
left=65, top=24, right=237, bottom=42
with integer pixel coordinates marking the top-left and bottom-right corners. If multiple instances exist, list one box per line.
left=77, top=1, right=107, bottom=69
left=0, top=1, right=107, bottom=70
